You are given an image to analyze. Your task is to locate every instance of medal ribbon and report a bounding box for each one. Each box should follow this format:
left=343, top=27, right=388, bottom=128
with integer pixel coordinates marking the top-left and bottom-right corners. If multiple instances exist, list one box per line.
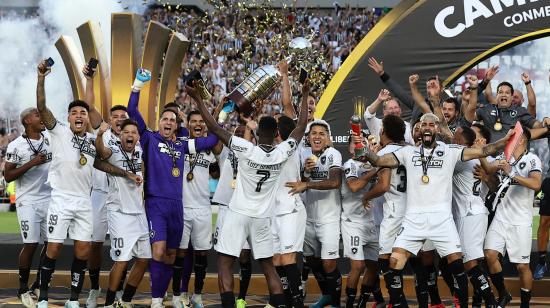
left=73, top=133, right=87, bottom=158
left=25, top=133, right=45, bottom=155
left=420, top=145, right=436, bottom=180
left=118, top=144, right=137, bottom=174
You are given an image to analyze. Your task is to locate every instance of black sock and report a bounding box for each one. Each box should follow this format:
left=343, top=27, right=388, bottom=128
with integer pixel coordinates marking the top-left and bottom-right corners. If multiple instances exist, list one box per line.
left=276, top=266, right=292, bottom=308
left=378, top=258, right=390, bottom=292
left=538, top=251, right=547, bottom=266
left=520, top=289, right=531, bottom=308
left=122, top=284, right=137, bottom=302
left=424, top=264, right=442, bottom=305
left=325, top=269, right=342, bottom=307
left=238, top=258, right=251, bottom=300
left=69, top=257, right=87, bottom=301
left=301, top=257, right=310, bottom=282
left=311, top=262, right=328, bottom=295
left=221, top=291, right=235, bottom=308
left=448, top=259, right=468, bottom=308
left=194, top=254, right=207, bottom=295
left=172, top=256, right=185, bottom=296
left=410, top=258, right=429, bottom=308
left=384, top=269, right=408, bottom=308
left=18, top=267, right=30, bottom=294
left=467, top=265, right=497, bottom=306
left=372, top=277, right=384, bottom=303
left=284, top=264, right=304, bottom=308
left=38, top=256, right=56, bottom=301
left=88, top=268, right=100, bottom=290
left=472, top=288, right=482, bottom=306
left=439, top=258, right=455, bottom=296
left=118, top=268, right=127, bottom=292
left=489, top=271, right=508, bottom=299
left=357, top=285, right=372, bottom=308
left=270, top=293, right=287, bottom=308
left=105, top=288, right=116, bottom=306
left=345, top=287, right=357, bottom=308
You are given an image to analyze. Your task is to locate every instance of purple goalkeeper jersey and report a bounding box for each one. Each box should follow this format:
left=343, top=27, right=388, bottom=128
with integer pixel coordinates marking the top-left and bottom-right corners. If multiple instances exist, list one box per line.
left=127, top=91, right=218, bottom=200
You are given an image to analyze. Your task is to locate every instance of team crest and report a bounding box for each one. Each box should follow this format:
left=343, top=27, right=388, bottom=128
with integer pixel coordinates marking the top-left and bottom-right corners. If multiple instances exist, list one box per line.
left=48, top=226, right=54, bottom=233
left=115, top=249, right=121, bottom=257
left=519, top=162, right=526, bottom=169
left=23, top=232, right=27, bottom=239
left=351, top=248, right=358, bottom=254
left=321, top=156, right=326, bottom=165
left=510, top=110, right=517, bottom=117
left=345, top=168, right=350, bottom=174
left=436, top=150, right=444, bottom=157
left=44, top=138, right=50, bottom=145
left=288, top=140, right=296, bottom=148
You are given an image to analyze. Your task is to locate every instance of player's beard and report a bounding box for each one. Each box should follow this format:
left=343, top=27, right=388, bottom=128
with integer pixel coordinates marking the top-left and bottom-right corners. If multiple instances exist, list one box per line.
left=421, top=132, right=436, bottom=148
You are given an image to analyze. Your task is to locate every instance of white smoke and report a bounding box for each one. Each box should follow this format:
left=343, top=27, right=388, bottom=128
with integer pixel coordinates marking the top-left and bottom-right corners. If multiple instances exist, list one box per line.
left=0, top=0, right=148, bottom=124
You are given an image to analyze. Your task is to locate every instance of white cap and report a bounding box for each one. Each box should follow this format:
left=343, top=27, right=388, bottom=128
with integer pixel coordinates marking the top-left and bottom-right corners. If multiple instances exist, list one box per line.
left=305, top=119, right=332, bottom=136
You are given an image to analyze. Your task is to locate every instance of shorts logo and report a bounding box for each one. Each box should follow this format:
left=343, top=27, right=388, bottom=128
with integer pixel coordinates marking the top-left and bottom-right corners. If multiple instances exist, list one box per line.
left=519, top=162, right=526, bottom=170
left=23, top=232, right=28, bottom=239
left=149, top=230, right=155, bottom=238
left=351, top=248, right=358, bottom=254
left=115, top=249, right=121, bottom=257
left=48, top=226, right=54, bottom=233
left=285, top=245, right=293, bottom=250
left=328, top=251, right=337, bottom=256
left=522, top=255, right=529, bottom=260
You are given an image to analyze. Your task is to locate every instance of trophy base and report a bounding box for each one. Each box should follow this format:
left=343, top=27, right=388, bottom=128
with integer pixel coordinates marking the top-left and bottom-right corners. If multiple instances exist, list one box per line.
left=227, top=91, right=254, bottom=116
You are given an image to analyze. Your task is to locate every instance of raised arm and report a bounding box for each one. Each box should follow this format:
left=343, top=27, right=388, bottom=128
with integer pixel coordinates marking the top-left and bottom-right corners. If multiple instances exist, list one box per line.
left=347, top=168, right=378, bottom=193
left=186, top=83, right=232, bottom=145
left=288, top=79, right=310, bottom=142
left=408, top=74, right=431, bottom=114
left=127, top=69, right=151, bottom=135
left=368, top=57, right=415, bottom=110
left=36, top=60, right=56, bottom=129
left=278, top=60, right=295, bottom=119
left=463, top=75, right=478, bottom=123
left=95, top=122, right=113, bottom=160
left=83, top=65, right=104, bottom=129
left=367, top=89, right=389, bottom=115
left=462, top=129, right=514, bottom=161
left=522, top=72, right=536, bottom=117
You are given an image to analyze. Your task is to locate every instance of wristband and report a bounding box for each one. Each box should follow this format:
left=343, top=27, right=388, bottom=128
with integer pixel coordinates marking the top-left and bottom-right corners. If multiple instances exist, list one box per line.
left=524, top=80, right=532, bottom=85
left=303, top=170, right=311, bottom=178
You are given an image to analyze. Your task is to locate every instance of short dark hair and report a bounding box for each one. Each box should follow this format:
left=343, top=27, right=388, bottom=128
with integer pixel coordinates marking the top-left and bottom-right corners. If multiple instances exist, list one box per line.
left=382, top=115, right=405, bottom=143
left=497, top=82, right=514, bottom=95
left=277, top=115, right=296, bottom=141
left=459, top=126, right=476, bottom=147
left=160, top=108, right=178, bottom=118
left=257, top=116, right=278, bottom=138
left=110, top=105, right=127, bottom=113
left=120, top=119, right=139, bottom=131
left=471, top=123, right=491, bottom=142
left=187, top=110, right=202, bottom=123
left=443, top=97, right=460, bottom=111
left=67, top=100, right=89, bottom=112
left=164, top=102, right=180, bottom=111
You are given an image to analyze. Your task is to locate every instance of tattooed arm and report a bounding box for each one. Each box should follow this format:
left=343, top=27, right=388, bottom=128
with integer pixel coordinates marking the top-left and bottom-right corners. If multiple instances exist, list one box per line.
left=36, top=60, right=57, bottom=130
left=462, top=129, right=514, bottom=161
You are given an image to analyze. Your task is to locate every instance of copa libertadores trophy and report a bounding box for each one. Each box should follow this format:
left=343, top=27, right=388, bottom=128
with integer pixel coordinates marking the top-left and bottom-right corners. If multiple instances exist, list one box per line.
left=217, top=37, right=312, bottom=123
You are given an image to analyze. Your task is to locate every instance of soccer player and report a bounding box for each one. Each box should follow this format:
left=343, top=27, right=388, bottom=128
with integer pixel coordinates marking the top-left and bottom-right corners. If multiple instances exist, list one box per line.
left=286, top=119, right=343, bottom=308
left=95, top=119, right=150, bottom=307
left=126, top=69, right=219, bottom=308
left=4, top=107, right=52, bottom=307
left=35, top=60, right=137, bottom=308
left=211, top=125, right=253, bottom=308
left=484, top=127, right=543, bottom=308
left=173, top=110, right=222, bottom=308
left=271, top=115, right=308, bottom=308
left=340, top=133, right=381, bottom=308
left=451, top=126, right=498, bottom=307
left=186, top=78, right=309, bottom=308
left=81, top=64, right=131, bottom=308
left=359, top=113, right=513, bottom=308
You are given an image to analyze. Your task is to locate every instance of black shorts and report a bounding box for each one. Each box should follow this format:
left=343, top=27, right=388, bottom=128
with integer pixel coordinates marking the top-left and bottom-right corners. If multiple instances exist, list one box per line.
left=539, top=178, right=550, bottom=216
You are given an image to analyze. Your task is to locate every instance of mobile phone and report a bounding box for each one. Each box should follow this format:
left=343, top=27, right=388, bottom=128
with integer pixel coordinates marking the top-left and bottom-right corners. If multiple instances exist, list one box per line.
left=46, top=57, right=55, bottom=67
left=299, top=68, right=308, bottom=83
left=85, top=58, right=99, bottom=77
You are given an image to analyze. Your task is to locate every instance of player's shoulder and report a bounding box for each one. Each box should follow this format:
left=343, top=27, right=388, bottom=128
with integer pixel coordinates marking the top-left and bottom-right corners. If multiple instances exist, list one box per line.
left=7, top=136, right=26, bottom=148
left=378, top=143, right=404, bottom=156
left=323, top=146, right=341, bottom=157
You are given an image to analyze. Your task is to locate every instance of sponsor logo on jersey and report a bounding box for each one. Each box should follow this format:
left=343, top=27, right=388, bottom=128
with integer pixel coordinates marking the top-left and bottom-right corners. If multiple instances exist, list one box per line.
left=412, top=156, right=444, bottom=168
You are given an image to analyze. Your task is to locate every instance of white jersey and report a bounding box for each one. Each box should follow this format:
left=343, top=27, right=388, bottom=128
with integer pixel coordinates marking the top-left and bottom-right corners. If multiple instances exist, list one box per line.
left=377, top=144, right=407, bottom=219
left=5, top=133, right=52, bottom=204
left=364, top=108, right=414, bottom=145
left=228, top=136, right=297, bottom=218
left=301, top=147, right=342, bottom=223
left=183, top=149, right=217, bottom=208
left=92, top=129, right=118, bottom=193
left=106, top=142, right=144, bottom=214
left=452, top=158, right=488, bottom=218
left=273, top=142, right=305, bottom=215
left=212, top=147, right=236, bottom=206
left=46, top=122, right=96, bottom=198
left=493, top=152, right=542, bottom=226
left=341, top=159, right=375, bottom=223
left=393, top=141, right=463, bottom=214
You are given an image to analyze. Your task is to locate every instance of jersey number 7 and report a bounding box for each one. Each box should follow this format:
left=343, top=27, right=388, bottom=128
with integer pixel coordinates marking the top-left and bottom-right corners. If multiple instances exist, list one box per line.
left=256, top=170, right=271, bottom=192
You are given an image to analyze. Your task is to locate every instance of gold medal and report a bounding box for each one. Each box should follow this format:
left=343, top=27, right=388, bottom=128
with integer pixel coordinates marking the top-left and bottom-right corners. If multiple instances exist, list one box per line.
left=172, top=167, right=180, bottom=177
left=494, top=122, right=502, bottom=131
left=421, top=175, right=429, bottom=184
left=186, top=172, right=194, bottom=182
left=231, top=179, right=236, bottom=189
left=79, top=154, right=87, bottom=166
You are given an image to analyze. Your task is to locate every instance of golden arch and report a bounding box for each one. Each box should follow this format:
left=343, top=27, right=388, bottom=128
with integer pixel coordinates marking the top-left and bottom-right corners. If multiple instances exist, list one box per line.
left=315, top=0, right=550, bottom=123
